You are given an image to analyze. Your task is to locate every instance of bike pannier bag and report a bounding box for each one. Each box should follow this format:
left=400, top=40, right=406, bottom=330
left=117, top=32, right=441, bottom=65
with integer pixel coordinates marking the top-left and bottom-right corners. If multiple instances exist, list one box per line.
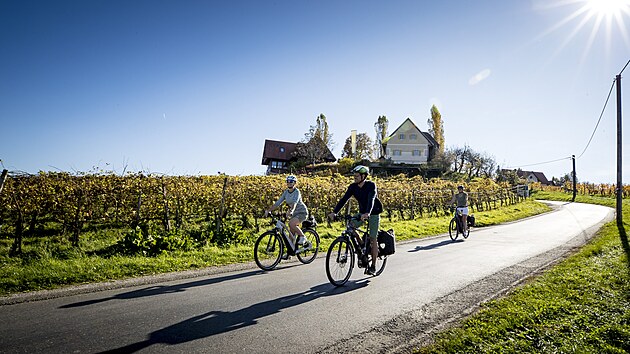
left=377, top=229, right=396, bottom=256
left=302, top=215, right=317, bottom=229
left=467, top=215, right=475, bottom=227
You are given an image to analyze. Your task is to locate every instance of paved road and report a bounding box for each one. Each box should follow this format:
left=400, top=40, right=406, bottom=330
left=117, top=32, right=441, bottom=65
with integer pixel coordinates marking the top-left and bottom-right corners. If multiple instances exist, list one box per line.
left=0, top=201, right=614, bottom=353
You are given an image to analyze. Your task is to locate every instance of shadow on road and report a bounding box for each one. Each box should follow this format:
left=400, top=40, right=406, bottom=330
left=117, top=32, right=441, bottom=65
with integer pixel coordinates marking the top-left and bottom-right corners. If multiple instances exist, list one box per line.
left=408, top=239, right=463, bottom=252
left=98, top=281, right=368, bottom=353
left=60, top=268, right=289, bottom=308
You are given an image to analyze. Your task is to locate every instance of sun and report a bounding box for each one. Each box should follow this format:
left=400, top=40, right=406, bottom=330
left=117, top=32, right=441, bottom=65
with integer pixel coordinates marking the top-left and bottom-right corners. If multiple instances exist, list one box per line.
left=585, top=0, right=630, bottom=16
left=534, top=0, right=630, bottom=68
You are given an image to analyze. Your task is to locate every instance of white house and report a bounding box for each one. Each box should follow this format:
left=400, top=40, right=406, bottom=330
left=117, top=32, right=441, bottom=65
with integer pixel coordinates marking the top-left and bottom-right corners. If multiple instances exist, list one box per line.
left=383, top=118, right=439, bottom=164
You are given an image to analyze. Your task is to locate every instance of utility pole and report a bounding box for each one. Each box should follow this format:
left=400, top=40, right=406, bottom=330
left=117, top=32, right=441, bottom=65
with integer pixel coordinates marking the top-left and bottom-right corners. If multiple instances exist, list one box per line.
left=572, top=155, right=576, bottom=202
left=616, top=74, right=623, bottom=224
left=0, top=169, right=7, bottom=195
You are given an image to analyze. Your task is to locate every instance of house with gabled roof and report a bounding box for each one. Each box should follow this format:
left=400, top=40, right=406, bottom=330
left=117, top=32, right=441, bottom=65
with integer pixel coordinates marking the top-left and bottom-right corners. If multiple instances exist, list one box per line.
left=261, top=140, right=297, bottom=174
left=261, top=138, right=336, bottom=175
left=517, top=170, right=552, bottom=185
left=382, top=118, right=439, bottom=164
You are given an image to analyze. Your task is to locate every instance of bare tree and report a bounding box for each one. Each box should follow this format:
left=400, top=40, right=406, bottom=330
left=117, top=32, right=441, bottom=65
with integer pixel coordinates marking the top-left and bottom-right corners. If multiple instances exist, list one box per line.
left=446, top=145, right=497, bottom=179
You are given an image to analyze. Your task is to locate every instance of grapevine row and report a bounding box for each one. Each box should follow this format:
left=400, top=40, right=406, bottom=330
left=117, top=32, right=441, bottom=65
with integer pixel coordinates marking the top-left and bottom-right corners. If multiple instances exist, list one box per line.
left=0, top=172, right=527, bottom=251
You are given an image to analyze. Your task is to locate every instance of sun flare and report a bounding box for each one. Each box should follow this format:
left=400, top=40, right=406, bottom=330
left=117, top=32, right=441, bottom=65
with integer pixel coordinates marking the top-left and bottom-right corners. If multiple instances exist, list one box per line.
left=585, top=0, right=630, bottom=16
left=535, top=0, right=630, bottom=68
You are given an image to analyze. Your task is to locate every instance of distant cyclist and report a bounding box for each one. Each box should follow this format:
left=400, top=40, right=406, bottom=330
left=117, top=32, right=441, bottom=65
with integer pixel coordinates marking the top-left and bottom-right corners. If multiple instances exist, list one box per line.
left=450, top=185, right=469, bottom=233
left=328, top=165, right=383, bottom=276
left=265, top=175, right=309, bottom=250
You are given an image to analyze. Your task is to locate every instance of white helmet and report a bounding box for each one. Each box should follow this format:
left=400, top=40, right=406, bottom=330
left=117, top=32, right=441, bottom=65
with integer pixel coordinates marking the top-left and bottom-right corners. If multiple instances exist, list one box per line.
left=352, top=165, right=369, bottom=175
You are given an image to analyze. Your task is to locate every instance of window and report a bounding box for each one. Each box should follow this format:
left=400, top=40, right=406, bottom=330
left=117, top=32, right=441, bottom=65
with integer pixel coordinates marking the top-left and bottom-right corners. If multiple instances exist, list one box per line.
left=271, top=161, right=286, bottom=169
left=279, top=147, right=285, bottom=153
left=399, top=133, right=405, bottom=140
left=412, top=150, right=420, bottom=156
left=410, top=134, right=418, bottom=140
left=424, top=149, right=428, bottom=157
left=393, top=150, right=402, bottom=156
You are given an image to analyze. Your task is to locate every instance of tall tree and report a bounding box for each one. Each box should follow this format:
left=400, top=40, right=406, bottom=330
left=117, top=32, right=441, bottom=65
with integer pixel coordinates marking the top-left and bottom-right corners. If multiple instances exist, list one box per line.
left=373, top=115, right=388, bottom=159
left=305, top=113, right=334, bottom=150
left=427, top=105, right=445, bottom=154
left=341, top=133, right=374, bottom=160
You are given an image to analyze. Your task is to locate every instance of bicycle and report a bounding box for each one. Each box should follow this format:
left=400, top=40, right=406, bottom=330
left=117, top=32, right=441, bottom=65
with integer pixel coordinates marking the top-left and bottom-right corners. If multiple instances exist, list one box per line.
left=449, top=206, right=471, bottom=241
left=254, top=213, right=320, bottom=271
left=325, top=214, right=388, bottom=286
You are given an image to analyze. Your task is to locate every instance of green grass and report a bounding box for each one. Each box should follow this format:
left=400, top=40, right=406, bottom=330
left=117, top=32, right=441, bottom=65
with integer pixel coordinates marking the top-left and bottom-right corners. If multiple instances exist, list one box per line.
left=0, top=199, right=549, bottom=296
left=415, top=190, right=630, bottom=353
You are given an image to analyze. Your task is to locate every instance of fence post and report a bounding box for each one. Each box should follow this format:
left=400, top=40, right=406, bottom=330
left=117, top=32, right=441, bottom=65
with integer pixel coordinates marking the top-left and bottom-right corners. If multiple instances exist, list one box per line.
left=216, top=175, right=228, bottom=234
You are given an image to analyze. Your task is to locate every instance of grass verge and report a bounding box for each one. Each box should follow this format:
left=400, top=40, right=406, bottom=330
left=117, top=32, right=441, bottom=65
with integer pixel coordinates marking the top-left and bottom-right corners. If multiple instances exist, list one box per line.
left=0, top=199, right=550, bottom=296
left=415, top=191, right=630, bottom=353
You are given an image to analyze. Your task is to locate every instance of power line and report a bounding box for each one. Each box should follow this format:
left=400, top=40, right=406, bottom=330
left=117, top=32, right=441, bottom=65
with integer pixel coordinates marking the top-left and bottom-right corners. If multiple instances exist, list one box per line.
left=505, top=156, right=572, bottom=170
left=504, top=60, right=627, bottom=171
left=576, top=79, right=617, bottom=159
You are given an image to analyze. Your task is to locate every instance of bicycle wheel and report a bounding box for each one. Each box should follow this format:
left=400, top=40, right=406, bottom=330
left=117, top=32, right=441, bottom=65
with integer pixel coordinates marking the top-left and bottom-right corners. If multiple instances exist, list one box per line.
left=449, top=218, right=459, bottom=241
left=367, top=254, right=388, bottom=276
left=326, top=237, right=354, bottom=286
left=254, top=231, right=283, bottom=271
left=296, top=228, right=320, bottom=264
left=462, top=225, right=470, bottom=239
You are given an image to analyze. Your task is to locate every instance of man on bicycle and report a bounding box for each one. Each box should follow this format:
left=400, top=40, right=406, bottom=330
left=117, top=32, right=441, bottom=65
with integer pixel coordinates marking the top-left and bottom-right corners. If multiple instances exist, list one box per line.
left=450, top=185, right=469, bottom=233
left=328, top=165, right=383, bottom=276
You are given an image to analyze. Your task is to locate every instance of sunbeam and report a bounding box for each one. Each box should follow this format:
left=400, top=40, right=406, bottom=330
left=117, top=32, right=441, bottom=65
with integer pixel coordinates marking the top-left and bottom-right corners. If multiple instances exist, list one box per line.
left=535, top=0, right=630, bottom=74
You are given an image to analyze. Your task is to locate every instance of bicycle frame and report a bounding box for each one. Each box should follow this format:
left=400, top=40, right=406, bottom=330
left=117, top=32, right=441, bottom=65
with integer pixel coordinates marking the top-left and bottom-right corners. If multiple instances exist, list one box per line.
left=255, top=213, right=320, bottom=271
left=448, top=207, right=470, bottom=241
left=325, top=214, right=388, bottom=286
left=268, top=214, right=297, bottom=254
left=338, top=216, right=371, bottom=264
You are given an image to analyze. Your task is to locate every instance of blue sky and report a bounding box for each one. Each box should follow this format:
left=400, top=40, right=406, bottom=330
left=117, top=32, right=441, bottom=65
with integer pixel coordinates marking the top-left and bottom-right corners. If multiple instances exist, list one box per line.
left=1, top=0, right=629, bottom=183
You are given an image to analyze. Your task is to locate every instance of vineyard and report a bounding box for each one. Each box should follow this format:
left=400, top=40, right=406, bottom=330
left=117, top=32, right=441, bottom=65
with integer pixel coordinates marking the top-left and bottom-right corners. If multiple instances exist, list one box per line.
left=549, top=181, right=630, bottom=198
left=0, top=172, right=528, bottom=256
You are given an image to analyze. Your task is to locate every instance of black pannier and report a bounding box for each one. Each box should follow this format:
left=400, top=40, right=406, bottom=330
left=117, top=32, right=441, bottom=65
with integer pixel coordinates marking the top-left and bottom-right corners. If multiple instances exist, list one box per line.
left=377, top=229, right=396, bottom=256
left=467, top=215, right=475, bottom=227
left=302, top=215, right=317, bottom=229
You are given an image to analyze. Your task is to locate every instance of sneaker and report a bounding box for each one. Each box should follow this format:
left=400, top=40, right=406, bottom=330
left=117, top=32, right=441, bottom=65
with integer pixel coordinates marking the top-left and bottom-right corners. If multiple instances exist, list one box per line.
left=281, top=253, right=290, bottom=260
left=365, top=265, right=376, bottom=276
left=297, top=236, right=307, bottom=245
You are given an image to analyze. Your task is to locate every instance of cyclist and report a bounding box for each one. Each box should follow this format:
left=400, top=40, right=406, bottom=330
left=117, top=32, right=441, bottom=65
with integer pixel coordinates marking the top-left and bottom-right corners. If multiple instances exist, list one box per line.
left=265, top=175, right=309, bottom=254
left=328, top=165, right=383, bottom=276
left=450, top=185, right=469, bottom=233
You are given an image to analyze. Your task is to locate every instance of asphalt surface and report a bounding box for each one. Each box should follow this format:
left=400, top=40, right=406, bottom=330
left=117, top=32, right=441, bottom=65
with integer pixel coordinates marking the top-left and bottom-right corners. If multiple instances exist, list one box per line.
left=0, top=201, right=615, bottom=353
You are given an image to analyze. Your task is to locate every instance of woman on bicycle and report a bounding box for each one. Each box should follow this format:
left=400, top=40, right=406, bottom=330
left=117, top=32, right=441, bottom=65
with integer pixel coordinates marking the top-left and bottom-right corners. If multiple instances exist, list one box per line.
left=450, top=185, right=469, bottom=233
left=328, top=165, right=383, bottom=275
left=265, top=175, right=309, bottom=248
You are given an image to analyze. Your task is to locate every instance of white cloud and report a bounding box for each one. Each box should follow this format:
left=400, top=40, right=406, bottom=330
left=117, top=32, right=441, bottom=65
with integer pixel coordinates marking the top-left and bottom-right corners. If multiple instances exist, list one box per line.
left=469, top=69, right=492, bottom=85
